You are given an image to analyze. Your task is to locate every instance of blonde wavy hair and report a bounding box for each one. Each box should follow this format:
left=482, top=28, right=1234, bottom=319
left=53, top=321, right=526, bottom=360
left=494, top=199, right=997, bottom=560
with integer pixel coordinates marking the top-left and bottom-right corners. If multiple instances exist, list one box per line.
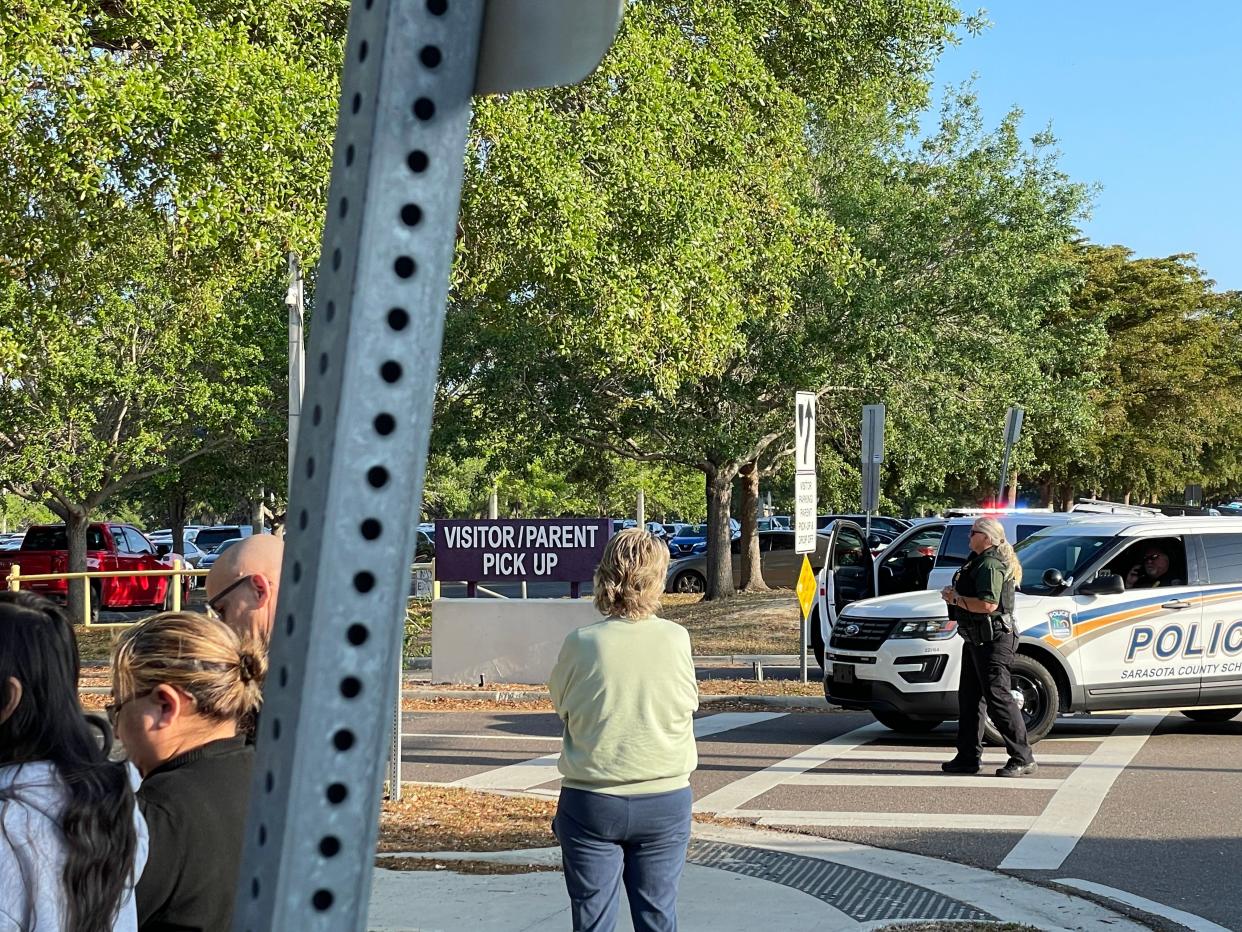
left=112, top=612, right=267, bottom=729
left=593, top=528, right=670, bottom=620
left=972, top=517, right=1023, bottom=585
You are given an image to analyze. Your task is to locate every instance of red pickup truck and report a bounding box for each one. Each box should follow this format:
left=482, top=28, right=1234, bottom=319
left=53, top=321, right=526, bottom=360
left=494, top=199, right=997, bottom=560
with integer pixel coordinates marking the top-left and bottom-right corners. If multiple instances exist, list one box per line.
left=0, top=523, right=187, bottom=615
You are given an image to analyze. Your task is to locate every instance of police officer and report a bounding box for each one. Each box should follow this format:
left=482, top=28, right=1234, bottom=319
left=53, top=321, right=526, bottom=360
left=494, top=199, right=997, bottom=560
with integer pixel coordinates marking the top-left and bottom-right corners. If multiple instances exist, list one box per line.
left=939, top=516, right=1036, bottom=777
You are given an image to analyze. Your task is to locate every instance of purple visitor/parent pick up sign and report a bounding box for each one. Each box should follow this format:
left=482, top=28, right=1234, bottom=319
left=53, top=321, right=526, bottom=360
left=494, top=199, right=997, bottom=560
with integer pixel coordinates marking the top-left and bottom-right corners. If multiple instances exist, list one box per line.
left=434, top=519, right=611, bottom=582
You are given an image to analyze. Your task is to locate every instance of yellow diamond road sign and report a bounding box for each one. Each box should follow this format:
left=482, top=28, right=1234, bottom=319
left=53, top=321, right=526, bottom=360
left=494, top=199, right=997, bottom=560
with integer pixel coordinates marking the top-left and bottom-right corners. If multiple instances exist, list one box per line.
left=796, top=555, right=817, bottom=620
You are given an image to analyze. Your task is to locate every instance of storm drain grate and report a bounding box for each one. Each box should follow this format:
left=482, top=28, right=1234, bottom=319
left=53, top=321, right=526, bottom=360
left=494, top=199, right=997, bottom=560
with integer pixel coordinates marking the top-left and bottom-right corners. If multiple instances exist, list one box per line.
left=687, top=840, right=994, bottom=923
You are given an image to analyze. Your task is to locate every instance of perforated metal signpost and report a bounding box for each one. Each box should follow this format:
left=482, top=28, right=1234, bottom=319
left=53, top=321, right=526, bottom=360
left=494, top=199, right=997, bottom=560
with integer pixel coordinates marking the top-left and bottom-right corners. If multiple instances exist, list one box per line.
left=230, top=2, right=622, bottom=929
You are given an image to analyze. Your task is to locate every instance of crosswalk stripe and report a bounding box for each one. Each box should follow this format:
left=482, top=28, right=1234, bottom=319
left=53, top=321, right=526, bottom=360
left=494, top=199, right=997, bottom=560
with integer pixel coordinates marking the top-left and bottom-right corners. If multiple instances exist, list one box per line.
left=451, top=711, right=786, bottom=791
left=693, top=721, right=888, bottom=813
left=837, top=749, right=1088, bottom=764
left=725, top=809, right=1037, bottom=830
left=999, top=712, right=1166, bottom=870
left=783, top=773, right=1063, bottom=790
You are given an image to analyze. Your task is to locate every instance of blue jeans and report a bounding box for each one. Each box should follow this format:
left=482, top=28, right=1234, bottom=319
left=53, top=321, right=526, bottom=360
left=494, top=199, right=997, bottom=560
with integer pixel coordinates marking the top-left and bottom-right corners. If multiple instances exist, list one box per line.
left=553, top=786, right=692, bottom=932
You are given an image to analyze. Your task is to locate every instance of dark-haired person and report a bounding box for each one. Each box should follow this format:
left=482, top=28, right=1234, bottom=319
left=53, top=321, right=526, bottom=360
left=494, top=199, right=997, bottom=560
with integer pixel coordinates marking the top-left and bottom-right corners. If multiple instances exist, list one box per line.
left=0, top=590, right=147, bottom=932
left=549, top=529, right=699, bottom=932
left=110, top=612, right=266, bottom=932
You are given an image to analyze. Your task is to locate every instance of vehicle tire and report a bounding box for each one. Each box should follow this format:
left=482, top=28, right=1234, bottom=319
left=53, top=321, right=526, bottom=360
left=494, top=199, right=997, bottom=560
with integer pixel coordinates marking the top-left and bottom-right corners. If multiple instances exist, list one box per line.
left=1179, top=707, right=1241, bottom=723
left=671, top=569, right=706, bottom=594
left=810, top=605, right=825, bottom=670
left=873, top=710, right=943, bottom=734
left=984, top=654, right=1060, bottom=746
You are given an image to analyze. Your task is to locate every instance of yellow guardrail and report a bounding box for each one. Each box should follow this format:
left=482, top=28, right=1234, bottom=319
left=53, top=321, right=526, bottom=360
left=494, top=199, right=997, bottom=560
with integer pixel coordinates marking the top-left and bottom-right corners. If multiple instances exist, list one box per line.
left=5, top=562, right=208, bottom=628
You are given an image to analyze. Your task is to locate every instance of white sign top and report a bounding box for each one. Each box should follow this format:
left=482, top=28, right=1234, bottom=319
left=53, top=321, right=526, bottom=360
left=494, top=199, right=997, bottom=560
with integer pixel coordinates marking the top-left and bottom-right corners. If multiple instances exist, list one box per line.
left=795, top=391, right=816, bottom=474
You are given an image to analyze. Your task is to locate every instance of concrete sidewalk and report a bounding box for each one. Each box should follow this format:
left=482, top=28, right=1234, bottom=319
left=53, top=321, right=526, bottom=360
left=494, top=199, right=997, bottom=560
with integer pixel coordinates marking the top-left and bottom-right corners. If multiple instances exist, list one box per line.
left=368, top=823, right=1152, bottom=931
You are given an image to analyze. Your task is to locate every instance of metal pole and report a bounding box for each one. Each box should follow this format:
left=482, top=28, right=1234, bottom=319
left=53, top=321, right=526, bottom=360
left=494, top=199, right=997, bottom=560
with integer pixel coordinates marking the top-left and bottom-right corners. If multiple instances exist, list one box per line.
left=287, top=252, right=306, bottom=497
left=799, top=610, right=808, bottom=683
left=388, top=626, right=403, bottom=801
left=488, top=488, right=499, bottom=519
left=231, top=3, right=486, bottom=928
left=637, top=488, right=645, bottom=527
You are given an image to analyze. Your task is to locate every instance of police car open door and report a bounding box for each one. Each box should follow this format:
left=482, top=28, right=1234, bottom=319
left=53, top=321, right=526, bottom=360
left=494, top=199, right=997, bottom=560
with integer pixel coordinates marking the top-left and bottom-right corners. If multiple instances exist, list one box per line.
left=823, top=520, right=876, bottom=628
left=1073, top=536, right=1203, bottom=709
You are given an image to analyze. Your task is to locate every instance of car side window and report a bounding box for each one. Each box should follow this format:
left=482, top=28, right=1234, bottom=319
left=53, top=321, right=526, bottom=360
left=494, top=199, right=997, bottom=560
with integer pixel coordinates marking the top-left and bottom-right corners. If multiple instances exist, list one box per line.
left=125, top=528, right=154, bottom=555
left=834, top=526, right=865, bottom=568
left=1200, top=534, right=1242, bottom=584
left=767, top=534, right=794, bottom=552
left=882, top=526, right=944, bottom=567
left=1016, top=524, right=1047, bottom=543
left=86, top=527, right=107, bottom=550
left=936, top=524, right=973, bottom=568
left=1106, top=537, right=1188, bottom=589
left=112, top=527, right=133, bottom=554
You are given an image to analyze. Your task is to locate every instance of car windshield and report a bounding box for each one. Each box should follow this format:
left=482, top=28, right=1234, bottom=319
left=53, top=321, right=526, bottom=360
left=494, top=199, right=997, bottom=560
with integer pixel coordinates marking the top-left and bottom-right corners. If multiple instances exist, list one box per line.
left=1015, top=533, right=1112, bottom=594
left=682, top=525, right=708, bottom=536
left=213, top=538, right=244, bottom=554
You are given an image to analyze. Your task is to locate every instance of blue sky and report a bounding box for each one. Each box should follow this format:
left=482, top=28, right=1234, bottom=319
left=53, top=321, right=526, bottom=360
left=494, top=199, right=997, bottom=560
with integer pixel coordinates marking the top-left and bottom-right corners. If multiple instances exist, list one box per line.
left=930, top=1, right=1241, bottom=291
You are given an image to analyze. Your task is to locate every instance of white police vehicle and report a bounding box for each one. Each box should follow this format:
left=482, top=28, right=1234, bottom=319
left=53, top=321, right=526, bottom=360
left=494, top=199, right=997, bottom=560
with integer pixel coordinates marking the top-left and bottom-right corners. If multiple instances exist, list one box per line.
left=809, top=508, right=1089, bottom=669
left=819, top=515, right=1242, bottom=743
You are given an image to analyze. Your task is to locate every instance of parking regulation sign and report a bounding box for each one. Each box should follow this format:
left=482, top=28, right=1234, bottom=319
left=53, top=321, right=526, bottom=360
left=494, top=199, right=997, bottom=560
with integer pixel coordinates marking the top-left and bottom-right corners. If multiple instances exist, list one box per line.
left=794, top=391, right=817, bottom=554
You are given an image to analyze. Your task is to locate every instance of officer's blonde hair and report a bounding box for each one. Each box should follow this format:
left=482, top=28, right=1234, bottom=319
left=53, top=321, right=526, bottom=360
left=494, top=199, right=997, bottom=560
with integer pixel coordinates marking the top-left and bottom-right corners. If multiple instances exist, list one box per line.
left=593, top=528, right=670, bottom=619
left=972, top=517, right=1023, bottom=585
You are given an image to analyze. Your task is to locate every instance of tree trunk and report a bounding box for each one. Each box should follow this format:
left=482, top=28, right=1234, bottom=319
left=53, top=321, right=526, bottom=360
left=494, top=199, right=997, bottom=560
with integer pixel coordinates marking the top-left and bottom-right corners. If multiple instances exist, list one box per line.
left=1038, top=480, right=1053, bottom=508
left=1007, top=472, right=1018, bottom=507
left=251, top=487, right=265, bottom=535
left=168, top=490, right=188, bottom=555
left=737, top=462, right=767, bottom=591
left=66, top=507, right=91, bottom=625
left=704, top=465, right=737, bottom=601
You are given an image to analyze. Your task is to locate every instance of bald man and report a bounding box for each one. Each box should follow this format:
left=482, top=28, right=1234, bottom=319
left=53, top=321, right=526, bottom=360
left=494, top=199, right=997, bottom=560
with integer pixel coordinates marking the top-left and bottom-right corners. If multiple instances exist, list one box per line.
left=205, top=535, right=284, bottom=642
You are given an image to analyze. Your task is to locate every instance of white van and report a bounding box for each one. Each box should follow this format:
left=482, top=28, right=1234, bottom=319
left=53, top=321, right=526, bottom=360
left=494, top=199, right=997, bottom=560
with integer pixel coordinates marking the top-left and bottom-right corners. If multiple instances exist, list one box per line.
left=819, top=515, right=1242, bottom=742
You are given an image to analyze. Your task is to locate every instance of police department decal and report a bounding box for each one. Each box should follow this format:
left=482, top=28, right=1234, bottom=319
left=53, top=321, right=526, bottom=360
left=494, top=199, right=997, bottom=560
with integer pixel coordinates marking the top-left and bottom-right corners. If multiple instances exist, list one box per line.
left=1048, top=610, right=1073, bottom=641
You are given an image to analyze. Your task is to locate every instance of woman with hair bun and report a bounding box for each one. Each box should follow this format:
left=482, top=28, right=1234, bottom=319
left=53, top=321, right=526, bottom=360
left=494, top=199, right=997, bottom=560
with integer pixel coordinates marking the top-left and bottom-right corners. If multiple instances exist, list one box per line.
left=0, top=590, right=145, bottom=932
left=109, top=611, right=266, bottom=932
left=939, top=516, right=1036, bottom=778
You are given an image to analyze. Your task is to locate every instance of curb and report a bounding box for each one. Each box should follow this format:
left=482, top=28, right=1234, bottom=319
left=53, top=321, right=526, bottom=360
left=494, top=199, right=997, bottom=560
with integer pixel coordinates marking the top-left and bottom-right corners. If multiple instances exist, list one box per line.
left=78, top=685, right=828, bottom=707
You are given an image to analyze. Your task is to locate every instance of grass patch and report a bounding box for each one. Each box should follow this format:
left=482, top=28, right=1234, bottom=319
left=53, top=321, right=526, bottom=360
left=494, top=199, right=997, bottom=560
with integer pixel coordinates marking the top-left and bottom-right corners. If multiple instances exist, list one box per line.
left=379, top=785, right=557, bottom=853
left=661, top=589, right=802, bottom=655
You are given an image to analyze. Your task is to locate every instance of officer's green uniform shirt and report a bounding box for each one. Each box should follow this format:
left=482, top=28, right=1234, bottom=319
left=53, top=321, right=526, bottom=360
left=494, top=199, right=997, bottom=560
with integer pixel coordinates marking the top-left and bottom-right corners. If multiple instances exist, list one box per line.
left=957, top=546, right=1006, bottom=607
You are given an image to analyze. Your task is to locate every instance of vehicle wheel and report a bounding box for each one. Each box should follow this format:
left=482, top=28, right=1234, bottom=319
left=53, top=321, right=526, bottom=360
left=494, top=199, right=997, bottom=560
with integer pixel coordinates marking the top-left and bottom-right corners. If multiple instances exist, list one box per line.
left=810, top=605, right=825, bottom=670
left=984, top=654, right=1060, bottom=746
left=873, top=710, right=943, bottom=733
left=1179, top=707, right=1241, bottom=723
left=672, top=570, right=706, bottom=594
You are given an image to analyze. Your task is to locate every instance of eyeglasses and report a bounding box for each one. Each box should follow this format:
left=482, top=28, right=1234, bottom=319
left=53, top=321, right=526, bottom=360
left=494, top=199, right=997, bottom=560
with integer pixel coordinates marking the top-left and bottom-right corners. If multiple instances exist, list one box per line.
left=1143, top=553, right=1165, bottom=562
left=969, top=529, right=986, bottom=537
left=206, top=574, right=253, bottom=623
left=105, top=689, right=150, bottom=728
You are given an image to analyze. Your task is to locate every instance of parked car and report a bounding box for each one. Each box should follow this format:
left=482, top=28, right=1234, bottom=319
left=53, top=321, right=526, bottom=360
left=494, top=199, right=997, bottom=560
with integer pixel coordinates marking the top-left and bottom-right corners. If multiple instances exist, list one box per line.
left=149, top=525, right=206, bottom=544
left=665, top=529, right=832, bottom=593
left=197, top=536, right=246, bottom=571
left=661, top=522, right=689, bottom=539
left=0, top=523, right=185, bottom=618
left=0, top=533, right=24, bottom=551
left=194, top=525, right=256, bottom=553
left=415, top=529, right=435, bottom=562
left=666, top=520, right=741, bottom=558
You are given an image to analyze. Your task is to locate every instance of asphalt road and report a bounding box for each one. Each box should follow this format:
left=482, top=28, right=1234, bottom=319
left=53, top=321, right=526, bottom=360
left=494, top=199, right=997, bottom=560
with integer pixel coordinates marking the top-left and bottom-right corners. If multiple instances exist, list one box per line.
left=398, top=708, right=1242, bottom=931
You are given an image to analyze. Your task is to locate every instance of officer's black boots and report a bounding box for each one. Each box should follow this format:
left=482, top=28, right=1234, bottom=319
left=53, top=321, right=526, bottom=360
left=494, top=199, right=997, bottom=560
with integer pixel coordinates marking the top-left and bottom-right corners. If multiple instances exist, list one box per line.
left=940, top=757, right=981, bottom=775
left=996, top=759, right=1038, bottom=778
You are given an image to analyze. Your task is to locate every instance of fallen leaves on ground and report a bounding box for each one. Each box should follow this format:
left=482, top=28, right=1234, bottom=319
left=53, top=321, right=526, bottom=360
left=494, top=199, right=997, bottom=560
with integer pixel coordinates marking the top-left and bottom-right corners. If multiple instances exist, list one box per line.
left=376, top=856, right=560, bottom=875
left=662, top=590, right=802, bottom=656
left=379, top=785, right=557, bottom=853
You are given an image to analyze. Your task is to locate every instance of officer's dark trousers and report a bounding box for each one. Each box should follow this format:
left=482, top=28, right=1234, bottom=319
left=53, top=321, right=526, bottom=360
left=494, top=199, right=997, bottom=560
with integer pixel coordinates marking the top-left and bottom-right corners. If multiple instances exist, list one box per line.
left=553, top=786, right=692, bottom=932
left=955, top=631, right=1034, bottom=764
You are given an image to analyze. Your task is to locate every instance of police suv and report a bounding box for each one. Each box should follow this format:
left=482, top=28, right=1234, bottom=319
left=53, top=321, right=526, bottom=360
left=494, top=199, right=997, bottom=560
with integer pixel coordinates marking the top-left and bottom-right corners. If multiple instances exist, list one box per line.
left=817, top=514, right=1242, bottom=743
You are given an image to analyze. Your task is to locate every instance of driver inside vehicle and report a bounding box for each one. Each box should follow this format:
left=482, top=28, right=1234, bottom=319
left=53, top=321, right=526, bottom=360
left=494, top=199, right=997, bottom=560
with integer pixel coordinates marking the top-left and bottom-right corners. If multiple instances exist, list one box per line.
left=1121, top=543, right=1185, bottom=589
